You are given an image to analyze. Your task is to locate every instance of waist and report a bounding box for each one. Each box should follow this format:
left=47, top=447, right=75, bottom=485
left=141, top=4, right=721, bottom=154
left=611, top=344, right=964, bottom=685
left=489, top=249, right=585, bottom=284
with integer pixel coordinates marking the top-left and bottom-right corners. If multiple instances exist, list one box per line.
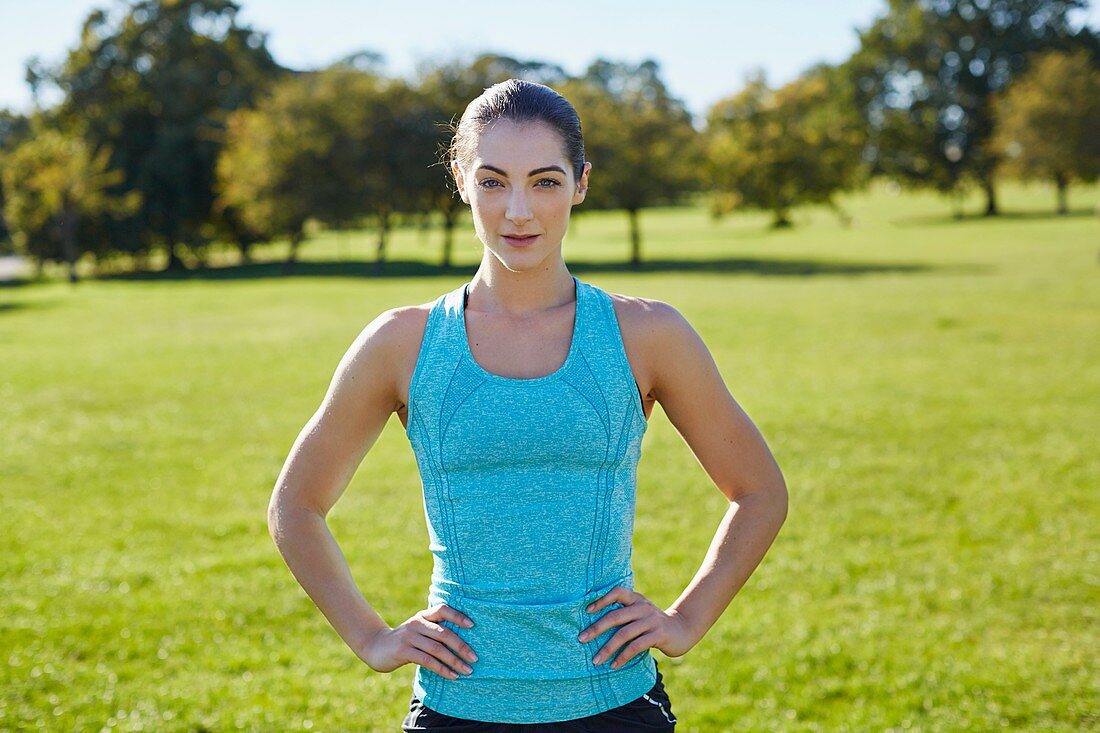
left=414, top=578, right=658, bottom=723
left=428, top=576, right=635, bottom=681
left=413, top=653, right=657, bottom=723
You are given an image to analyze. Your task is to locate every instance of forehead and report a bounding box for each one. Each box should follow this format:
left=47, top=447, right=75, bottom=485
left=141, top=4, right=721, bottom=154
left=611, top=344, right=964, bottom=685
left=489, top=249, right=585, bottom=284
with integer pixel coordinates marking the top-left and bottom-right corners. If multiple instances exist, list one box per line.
left=470, top=119, right=568, bottom=171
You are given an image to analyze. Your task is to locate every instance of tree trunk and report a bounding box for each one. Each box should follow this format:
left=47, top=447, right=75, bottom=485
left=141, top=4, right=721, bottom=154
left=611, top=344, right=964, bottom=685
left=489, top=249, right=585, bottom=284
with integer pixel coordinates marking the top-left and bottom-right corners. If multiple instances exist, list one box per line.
left=165, top=236, right=186, bottom=270
left=628, top=208, right=641, bottom=269
left=418, top=212, right=431, bottom=246
left=442, top=210, right=456, bottom=269
left=375, top=207, right=389, bottom=274
left=60, top=204, right=80, bottom=284
left=283, top=229, right=302, bottom=273
left=237, top=241, right=252, bottom=264
left=772, top=209, right=792, bottom=228
left=828, top=199, right=852, bottom=228
left=1055, top=174, right=1069, bottom=215
left=982, top=178, right=998, bottom=216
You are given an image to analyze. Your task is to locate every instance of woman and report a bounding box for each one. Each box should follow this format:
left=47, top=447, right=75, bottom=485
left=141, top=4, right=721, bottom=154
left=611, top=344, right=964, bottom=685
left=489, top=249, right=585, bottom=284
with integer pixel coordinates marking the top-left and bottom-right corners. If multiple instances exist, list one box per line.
left=267, top=79, right=788, bottom=731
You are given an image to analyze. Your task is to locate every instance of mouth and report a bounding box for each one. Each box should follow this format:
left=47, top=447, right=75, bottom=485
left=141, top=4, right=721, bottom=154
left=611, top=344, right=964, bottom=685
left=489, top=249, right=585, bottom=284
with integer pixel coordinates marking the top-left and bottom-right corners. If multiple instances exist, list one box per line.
left=502, top=234, right=540, bottom=247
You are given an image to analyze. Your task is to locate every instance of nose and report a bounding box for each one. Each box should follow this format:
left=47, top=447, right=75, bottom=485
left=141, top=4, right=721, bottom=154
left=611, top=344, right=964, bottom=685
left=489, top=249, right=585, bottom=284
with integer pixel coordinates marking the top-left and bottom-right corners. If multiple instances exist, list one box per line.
left=505, top=187, right=533, bottom=225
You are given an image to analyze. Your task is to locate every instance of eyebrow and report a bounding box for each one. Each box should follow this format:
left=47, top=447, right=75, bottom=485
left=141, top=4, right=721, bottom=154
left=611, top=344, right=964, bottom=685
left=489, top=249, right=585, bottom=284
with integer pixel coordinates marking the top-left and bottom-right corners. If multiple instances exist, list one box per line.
left=476, top=164, right=566, bottom=177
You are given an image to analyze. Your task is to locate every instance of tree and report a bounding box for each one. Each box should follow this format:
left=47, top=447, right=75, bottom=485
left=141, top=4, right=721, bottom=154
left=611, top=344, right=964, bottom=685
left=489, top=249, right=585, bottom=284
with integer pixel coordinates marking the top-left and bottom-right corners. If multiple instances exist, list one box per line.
left=217, top=66, right=442, bottom=271
left=1, top=122, right=140, bottom=282
left=31, top=0, right=283, bottom=269
left=705, top=65, right=868, bottom=228
left=560, top=59, right=701, bottom=267
left=216, top=67, right=373, bottom=265
left=348, top=76, right=441, bottom=271
left=849, top=0, right=1098, bottom=216
left=0, top=109, right=31, bottom=248
left=992, top=48, right=1100, bottom=213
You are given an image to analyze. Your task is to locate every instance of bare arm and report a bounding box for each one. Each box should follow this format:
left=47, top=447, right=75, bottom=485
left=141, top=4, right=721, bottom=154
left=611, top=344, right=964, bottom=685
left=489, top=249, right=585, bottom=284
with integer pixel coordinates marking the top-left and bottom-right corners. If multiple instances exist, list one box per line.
left=565, top=297, right=789, bottom=668
left=648, top=301, right=789, bottom=647
left=267, top=307, right=479, bottom=680
left=266, top=310, right=404, bottom=658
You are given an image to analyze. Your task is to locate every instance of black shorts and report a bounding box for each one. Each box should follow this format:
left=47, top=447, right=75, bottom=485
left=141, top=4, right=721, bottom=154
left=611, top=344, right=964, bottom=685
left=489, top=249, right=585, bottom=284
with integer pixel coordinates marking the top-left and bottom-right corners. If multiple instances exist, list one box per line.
left=401, top=662, right=676, bottom=732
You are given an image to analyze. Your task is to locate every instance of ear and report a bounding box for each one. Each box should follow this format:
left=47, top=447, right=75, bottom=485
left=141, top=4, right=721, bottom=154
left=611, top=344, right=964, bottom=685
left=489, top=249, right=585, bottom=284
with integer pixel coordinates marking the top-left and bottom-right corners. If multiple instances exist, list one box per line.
left=452, top=161, right=469, bottom=204
left=572, top=161, right=592, bottom=205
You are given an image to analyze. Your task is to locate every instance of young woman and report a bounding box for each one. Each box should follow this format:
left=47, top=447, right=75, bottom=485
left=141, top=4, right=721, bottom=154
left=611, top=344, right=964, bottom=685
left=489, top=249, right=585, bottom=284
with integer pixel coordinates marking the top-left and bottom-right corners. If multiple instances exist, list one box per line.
left=268, top=79, right=788, bottom=731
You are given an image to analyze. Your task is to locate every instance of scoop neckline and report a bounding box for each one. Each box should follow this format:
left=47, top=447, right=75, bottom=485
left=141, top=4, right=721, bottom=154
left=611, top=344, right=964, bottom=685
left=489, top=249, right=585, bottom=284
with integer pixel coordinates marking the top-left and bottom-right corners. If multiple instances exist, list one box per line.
left=459, top=275, right=581, bottom=386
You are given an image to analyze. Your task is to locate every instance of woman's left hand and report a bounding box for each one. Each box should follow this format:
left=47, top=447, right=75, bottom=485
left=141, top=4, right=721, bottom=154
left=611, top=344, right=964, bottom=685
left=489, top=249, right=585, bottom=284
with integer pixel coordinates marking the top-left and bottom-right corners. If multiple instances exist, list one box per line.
left=577, top=587, right=697, bottom=667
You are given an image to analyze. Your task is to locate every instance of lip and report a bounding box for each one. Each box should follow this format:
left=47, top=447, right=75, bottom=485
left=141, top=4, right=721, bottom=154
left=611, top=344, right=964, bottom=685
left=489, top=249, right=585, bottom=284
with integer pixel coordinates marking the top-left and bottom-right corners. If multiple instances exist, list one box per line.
left=502, top=234, right=540, bottom=247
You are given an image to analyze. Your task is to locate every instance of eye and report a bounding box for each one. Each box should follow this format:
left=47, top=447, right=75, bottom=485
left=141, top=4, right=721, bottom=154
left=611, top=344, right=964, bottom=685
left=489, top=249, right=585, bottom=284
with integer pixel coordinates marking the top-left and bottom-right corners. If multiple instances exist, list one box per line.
left=477, top=178, right=503, bottom=189
left=536, top=178, right=562, bottom=188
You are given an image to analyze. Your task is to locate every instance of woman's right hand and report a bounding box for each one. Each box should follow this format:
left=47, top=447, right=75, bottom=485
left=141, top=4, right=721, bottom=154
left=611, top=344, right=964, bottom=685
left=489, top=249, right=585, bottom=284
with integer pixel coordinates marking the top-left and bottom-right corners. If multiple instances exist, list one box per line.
left=359, top=604, right=479, bottom=679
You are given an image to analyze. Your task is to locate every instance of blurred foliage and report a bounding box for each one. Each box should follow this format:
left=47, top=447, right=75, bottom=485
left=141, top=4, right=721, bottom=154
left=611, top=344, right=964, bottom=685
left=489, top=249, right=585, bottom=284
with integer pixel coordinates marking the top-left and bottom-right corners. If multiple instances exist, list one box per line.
left=705, top=64, right=870, bottom=227
left=991, top=47, right=1100, bottom=212
left=1, top=121, right=140, bottom=281
left=0, top=109, right=32, bottom=249
left=848, top=0, right=1099, bottom=214
left=28, top=0, right=284, bottom=268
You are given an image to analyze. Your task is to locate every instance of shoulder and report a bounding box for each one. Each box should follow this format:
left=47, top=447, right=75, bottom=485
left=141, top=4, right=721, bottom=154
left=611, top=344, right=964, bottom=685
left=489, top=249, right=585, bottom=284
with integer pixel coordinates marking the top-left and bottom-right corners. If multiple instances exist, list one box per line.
left=343, top=299, right=433, bottom=356
left=603, top=290, right=706, bottom=401
left=332, top=299, right=436, bottom=409
left=604, top=290, right=696, bottom=344
left=362, top=300, right=435, bottom=346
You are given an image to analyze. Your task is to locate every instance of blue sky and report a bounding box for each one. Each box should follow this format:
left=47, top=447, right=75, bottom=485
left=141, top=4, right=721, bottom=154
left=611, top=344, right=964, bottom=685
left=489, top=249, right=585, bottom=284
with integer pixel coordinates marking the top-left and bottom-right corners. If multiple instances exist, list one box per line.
left=2, top=0, right=1097, bottom=125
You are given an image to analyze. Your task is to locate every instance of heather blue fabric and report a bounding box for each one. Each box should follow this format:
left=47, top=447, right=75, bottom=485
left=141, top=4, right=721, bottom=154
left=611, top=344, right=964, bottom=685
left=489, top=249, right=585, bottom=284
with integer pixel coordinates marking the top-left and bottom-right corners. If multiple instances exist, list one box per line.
left=404, top=275, right=656, bottom=724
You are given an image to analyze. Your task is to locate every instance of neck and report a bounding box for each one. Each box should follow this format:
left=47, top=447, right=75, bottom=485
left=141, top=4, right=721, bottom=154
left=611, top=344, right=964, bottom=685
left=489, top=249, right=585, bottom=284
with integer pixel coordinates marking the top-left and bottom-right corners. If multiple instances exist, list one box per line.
left=467, top=259, right=575, bottom=318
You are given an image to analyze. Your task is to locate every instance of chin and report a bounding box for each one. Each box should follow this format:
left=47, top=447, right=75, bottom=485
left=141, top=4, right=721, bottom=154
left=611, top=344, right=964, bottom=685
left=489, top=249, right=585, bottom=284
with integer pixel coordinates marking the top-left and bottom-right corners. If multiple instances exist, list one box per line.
left=489, top=247, right=557, bottom=273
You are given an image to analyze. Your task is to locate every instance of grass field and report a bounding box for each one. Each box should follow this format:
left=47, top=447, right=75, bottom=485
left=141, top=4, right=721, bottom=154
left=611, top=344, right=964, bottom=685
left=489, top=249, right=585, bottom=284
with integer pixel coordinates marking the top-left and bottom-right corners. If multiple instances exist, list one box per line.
left=1, top=180, right=1097, bottom=731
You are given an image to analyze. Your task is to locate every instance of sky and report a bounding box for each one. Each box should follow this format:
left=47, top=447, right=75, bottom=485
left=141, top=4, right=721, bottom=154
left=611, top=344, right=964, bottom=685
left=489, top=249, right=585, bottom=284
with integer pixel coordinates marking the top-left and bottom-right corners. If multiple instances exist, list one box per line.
left=2, top=0, right=1098, bottom=126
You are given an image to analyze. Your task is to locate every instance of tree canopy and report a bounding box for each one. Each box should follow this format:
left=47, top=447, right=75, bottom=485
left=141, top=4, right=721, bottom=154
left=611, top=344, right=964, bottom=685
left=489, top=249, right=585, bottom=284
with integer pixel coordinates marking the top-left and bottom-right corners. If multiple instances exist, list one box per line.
left=849, top=0, right=1099, bottom=214
left=30, top=0, right=283, bottom=267
left=991, top=47, right=1100, bottom=213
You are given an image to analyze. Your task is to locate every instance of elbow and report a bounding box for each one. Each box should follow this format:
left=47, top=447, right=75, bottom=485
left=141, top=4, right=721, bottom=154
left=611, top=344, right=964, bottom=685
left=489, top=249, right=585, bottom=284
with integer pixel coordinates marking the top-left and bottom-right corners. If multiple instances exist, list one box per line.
left=732, top=477, right=788, bottom=525
left=267, top=485, right=324, bottom=544
left=769, top=472, right=789, bottom=518
left=775, top=482, right=789, bottom=525
left=267, top=486, right=294, bottom=545
left=267, top=496, right=282, bottom=544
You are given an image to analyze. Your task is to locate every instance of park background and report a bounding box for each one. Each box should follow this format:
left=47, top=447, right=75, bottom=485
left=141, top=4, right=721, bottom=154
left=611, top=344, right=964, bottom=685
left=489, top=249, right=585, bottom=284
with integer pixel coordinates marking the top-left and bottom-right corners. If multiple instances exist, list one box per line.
left=1, top=0, right=1097, bottom=731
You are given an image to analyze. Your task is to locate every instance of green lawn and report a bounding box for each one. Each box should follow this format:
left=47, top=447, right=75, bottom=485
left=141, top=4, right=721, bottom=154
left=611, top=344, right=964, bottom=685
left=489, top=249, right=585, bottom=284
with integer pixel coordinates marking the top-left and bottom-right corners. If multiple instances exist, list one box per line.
left=1, top=180, right=1096, bottom=731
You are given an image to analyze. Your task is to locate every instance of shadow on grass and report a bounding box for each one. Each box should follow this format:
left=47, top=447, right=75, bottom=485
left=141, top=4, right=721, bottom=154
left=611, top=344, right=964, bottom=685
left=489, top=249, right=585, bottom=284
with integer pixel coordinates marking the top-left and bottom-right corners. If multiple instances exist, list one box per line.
left=84, top=256, right=961, bottom=283
left=890, top=208, right=1099, bottom=228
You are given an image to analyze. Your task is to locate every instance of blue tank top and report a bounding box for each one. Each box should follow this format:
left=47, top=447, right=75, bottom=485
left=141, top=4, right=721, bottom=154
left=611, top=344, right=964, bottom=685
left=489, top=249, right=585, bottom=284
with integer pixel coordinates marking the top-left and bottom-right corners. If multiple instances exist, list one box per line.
left=404, top=275, right=656, bottom=723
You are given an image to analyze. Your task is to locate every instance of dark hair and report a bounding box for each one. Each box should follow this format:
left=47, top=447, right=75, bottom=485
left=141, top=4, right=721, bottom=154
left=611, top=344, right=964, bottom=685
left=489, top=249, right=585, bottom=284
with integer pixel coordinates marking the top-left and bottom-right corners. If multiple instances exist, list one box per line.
left=445, top=78, right=586, bottom=189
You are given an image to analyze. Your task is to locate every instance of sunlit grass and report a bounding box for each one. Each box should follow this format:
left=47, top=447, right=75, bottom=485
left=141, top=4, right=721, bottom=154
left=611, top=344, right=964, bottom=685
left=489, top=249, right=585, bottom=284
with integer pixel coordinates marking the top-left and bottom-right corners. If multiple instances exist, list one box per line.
left=1, top=180, right=1097, bottom=731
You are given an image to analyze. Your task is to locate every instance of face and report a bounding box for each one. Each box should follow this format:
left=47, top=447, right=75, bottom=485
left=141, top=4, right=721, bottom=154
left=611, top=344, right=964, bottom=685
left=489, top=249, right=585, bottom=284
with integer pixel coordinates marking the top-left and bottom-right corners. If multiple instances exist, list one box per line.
left=452, top=119, right=591, bottom=273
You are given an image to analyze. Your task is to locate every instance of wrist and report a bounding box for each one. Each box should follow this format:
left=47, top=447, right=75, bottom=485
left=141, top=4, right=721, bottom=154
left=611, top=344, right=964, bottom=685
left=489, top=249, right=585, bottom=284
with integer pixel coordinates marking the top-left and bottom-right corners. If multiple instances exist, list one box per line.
left=351, top=621, right=391, bottom=659
left=665, top=607, right=703, bottom=653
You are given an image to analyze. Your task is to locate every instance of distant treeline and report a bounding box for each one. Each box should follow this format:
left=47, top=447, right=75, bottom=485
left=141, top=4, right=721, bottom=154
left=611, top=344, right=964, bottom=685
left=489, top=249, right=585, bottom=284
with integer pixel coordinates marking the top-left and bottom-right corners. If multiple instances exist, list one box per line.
left=1, top=0, right=1097, bottom=282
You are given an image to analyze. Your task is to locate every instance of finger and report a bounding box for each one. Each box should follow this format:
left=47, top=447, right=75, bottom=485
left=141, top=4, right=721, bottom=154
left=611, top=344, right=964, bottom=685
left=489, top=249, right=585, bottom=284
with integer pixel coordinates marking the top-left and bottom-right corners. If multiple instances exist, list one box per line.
left=407, top=647, right=465, bottom=680
left=410, top=635, right=474, bottom=677
left=418, top=617, right=479, bottom=664
left=438, top=604, right=475, bottom=629
left=585, top=585, right=630, bottom=614
left=609, top=632, right=659, bottom=669
left=579, top=603, right=646, bottom=642
left=425, top=604, right=475, bottom=629
left=592, top=624, right=647, bottom=666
